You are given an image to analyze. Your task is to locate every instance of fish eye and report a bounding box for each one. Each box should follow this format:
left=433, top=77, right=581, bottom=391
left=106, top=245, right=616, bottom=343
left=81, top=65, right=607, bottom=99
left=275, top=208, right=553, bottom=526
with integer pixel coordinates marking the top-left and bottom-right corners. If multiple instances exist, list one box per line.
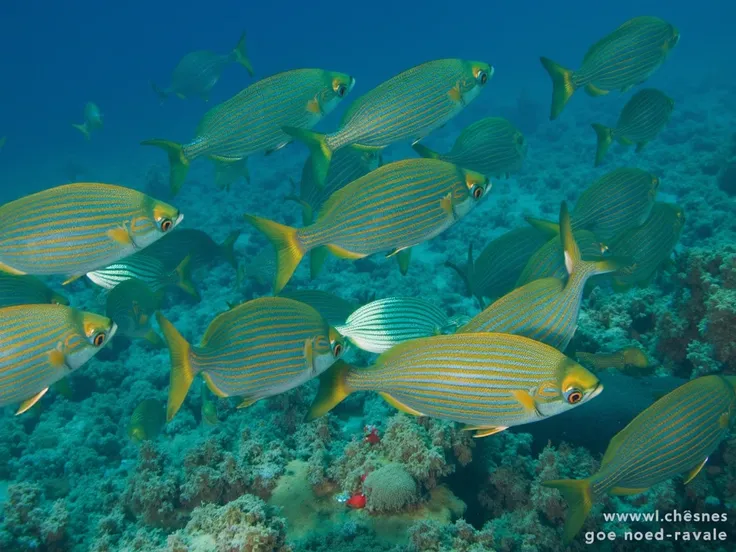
left=160, top=218, right=173, bottom=232
left=471, top=185, right=484, bottom=200
left=93, top=332, right=106, bottom=347
left=564, top=388, right=583, bottom=405
left=336, top=84, right=348, bottom=98
left=332, top=342, right=343, bottom=357
left=476, top=70, right=488, bottom=85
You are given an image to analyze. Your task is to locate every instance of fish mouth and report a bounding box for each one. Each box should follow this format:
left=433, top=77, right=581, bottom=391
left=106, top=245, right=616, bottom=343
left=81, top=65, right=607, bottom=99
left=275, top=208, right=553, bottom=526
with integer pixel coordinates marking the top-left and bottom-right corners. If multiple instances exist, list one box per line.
left=589, top=382, right=604, bottom=400
left=174, top=213, right=184, bottom=227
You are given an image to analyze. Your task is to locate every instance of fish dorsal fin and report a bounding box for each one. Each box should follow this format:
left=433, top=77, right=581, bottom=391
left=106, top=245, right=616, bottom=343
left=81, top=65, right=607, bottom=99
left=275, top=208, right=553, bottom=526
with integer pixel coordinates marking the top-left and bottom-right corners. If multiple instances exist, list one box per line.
left=379, top=392, right=424, bottom=416
left=683, top=457, right=708, bottom=485
left=16, top=388, right=49, bottom=415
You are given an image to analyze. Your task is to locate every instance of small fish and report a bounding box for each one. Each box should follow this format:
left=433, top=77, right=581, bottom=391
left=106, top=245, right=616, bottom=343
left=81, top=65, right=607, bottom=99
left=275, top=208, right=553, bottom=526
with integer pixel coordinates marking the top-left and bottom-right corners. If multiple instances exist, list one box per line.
left=592, top=89, right=674, bottom=166
left=152, top=32, right=253, bottom=103
left=105, top=278, right=164, bottom=346
left=0, top=273, right=68, bottom=307
left=446, top=226, right=552, bottom=306
left=128, top=398, right=167, bottom=442
left=541, top=16, right=680, bottom=119
left=285, top=58, right=493, bottom=187
left=336, top=296, right=461, bottom=354
left=143, top=68, right=355, bottom=194
left=576, top=347, right=650, bottom=375
left=413, top=117, right=527, bottom=178
left=237, top=247, right=276, bottom=288
left=72, top=102, right=104, bottom=140
left=201, top=381, right=218, bottom=426
left=244, top=159, right=491, bottom=293
left=0, top=305, right=116, bottom=413
left=139, top=228, right=240, bottom=271
left=460, top=203, right=622, bottom=351
left=609, top=202, right=684, bottom=289
left=156, top=296, right=346, bottom=421
left=544, top=375, right=736, bottom=542
left=309, top=333, right=602, bottom=436
left=0, top=183, right=182, bottom=281
left=527, top=168, right=659, bottom=242
left=278, top=289, right=358, bottom=327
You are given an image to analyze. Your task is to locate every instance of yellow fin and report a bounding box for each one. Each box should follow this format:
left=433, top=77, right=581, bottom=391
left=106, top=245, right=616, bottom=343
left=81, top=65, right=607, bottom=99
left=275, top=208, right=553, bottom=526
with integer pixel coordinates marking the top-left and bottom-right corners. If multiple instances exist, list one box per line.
left=464, top=425, right=508, bottom=438
left=448, top=85, right=465, bottom=105
left=156, top=312, right=196, bottom=421
left=511, top=389, right=541, bottom=416
left=610, top=486, right=649, bottom=496
left=396, top=248, right=412, bottom=276
left=237, top=396, right=262, bottom=409
left=174, top=254, right=200, bottom=300
left=243, top=214, right=304, bottom=294
left=542, top=478, right=593, bottom=542
left=539, top=57, right=576, bottom=120
left=202, top=372, right=227, bottom=398
left=62, top=274, right=82, bottom=286
left=107, top=227, right=133, bottom=246
left=683, top=457, right=708, bottom=484
left=591, top=123, right=613, bottom=167
left=304, top=338, right=316, bottom=375
left=16, top=388, right=49, bottom=415
left=281, top=127, right=332, bottom=188
left=49, top=349, right=66, bottom=368
left=325, top=243, right=364, bottom=260
left=143, top=329, right=165, bottom=348
left=306, top=98, right=322, bottom=114
left=584, top=83, right=609, bottom=97
left=440, top=192, right=455, bottom=218
left=379, top=392, right=425, bottom=416
left=307, top=360, right=353, bottom=420
left=0, top=261, right=24, bottom=275
left=140, top=139, right=190, bottom=195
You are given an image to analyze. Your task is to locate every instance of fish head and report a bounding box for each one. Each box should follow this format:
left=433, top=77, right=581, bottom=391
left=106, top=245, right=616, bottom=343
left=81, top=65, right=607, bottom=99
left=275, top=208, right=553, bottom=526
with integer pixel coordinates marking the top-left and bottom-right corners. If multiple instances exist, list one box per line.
left=131, top=200, right=183, bottom=249
left=317, top=72, right=355, bottom=117
left=457, top=61, right=494, bottom=103
left=84, top=102, right=103, bottom=125
left=451, top=168, right=491, bottom=218
left=312, top=326, right=348, bottom=375
left=65, top=310, right=118, bottom=369
left=666, top=26, right=680, bottom=51
left=537, top=359, right=602, bottom=417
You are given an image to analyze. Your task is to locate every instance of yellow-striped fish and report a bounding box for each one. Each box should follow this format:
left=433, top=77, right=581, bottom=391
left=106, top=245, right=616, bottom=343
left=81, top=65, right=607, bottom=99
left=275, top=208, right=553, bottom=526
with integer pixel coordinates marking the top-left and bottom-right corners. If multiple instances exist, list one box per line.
left=0, top=305, right=116, bottom=413
left=576, top=347, right=650, bottom=375
left=413, top=117, right=526, bottom=178
left=460, top=203, right=621, bottom=350
left=309, top=333, right=602, bottom=436
left=72, top=102, right=103, bottom=140
left=0, top=183, right=182, bottom=281
left=106, top=278, right=164, bottom=346
left=278, top=289, right=358, bottom=327
left=0, top=273, right=68, bottom=308
left=151, top=32, right=253, bottom=103
left=609, top=202, right=684, bottom=290
left=245, top=158, right=490, bottom=293
left=156, top=297, right=346, bottom=421
left=142, top=68, right=355, bottom=194
left=285, top=59, right=493, bottom=187
left=541, top=16, right=679, bottom=119
left=592, top=89, right=674, bottom=166
left=544, top=375, right=736, bottom=542
left=128, top=398, right=167, bottom=442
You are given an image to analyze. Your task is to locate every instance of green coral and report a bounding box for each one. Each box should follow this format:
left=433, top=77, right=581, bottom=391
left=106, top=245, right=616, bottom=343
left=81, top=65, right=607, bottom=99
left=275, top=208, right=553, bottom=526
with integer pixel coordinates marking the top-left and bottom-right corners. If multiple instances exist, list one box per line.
left=363, top=463, right=418, bottom=513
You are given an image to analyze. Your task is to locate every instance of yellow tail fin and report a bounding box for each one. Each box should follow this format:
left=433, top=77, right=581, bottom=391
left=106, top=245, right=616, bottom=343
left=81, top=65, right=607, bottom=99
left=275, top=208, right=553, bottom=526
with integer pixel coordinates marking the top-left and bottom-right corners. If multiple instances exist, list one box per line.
left=412, top=142, right=441, bottom=159
left=173, top=254, right=200, bottom=301
left=140, top=139, right=190, bottom=195
left=219, top=230, right=241, bottom=269
left=243, top=214, right=305, bottom=293
left=542, top=478, right=594, bottom=542
left=155, top=312, right=196, bottom=421
left=282, top=127, right=333, bottom=188
left=540, top=57, right=576, bottom=120
left=232, top=32, right=254, bottom=76
left=72, top=123, right=90, bottom=140
left=307, top=360, right=353, bottom=420
left=591, top=123, right=614, bottom=167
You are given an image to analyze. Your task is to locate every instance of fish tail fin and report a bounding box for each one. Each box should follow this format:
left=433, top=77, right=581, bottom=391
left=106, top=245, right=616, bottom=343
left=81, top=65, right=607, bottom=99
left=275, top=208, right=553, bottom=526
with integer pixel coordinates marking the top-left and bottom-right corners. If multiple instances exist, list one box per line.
left=307, top=360, right=353, bottom=420
left=143, top=328, right=166, bottom=348
left=542, top=478, right=594, bottom=542
left=232, top=32, right=254, bottom=75
left=150, top=81, right=169, bottom=104
left=72, top=123, right=90, bottom=140
left=540, top=57, right=576, bottom=120
left=219, top=230, right=241, bottom=269
left=310, top=246, right=330, bottom=280
left=412, top=142, right=441, bottom=159
left=560, top=202, right=625, bottom=278
left=243, top=214, right=305, bottom=293
left=282, top=127, right=332, bottom=188
left=155, top=312, right=197, bottom=422
left=173, top=254, right=200, bottom=300
left=140, top=139, right=190, bottom=195
left=591, top=123, right=614, bottom=167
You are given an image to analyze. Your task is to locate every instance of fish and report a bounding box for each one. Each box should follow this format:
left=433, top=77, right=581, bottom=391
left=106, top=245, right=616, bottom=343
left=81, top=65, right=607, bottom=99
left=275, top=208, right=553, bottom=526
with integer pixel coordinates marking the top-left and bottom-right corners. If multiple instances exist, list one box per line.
left=609, top=202, right=684, bottom=290
left=446, top=226, right=552, bottom=306
left=0, top=273, right=68, bottom=307
left=459, top=203, right=622, bottom=351
left=201, top=382, right=218, bottom=426
left=0, top=183, right=182, bottom=281
left=308, top=332, right=602, bottom=436
left=526, top=167, right=659, bottom=242
left=214, top=157, right=251, bottom=191
left=284, top=58, right=494, bottom=187
left=576, top=347, right=650, bottom=375
left=592, top=89, right=674, bottom=166
left=278, top=289, right=358, bottom=327
left=237, top=247, right=276, bottom=288
left=544, top=375, right=736, bottom=542
left=105, top=278, right=164, bottom=346
left=128, top=398, right=167, bottom=442
left=0, top=304, right=116, bottom=413
left=540, top=16, right=680, bottom=119
left=335, top=296, right=463, bottom=354
left=244, top=158, right=491, bottom=294
left=138, top=229, right=240, bottom=271
left=151, top=32, right=253, bottom=103
left=413, top=117, right=527, bottom=178
left=72, top=102, right=103, bottom=140
left=142, top=68, right=356, bottom=194
left=156, top=296, right=346, bottom=421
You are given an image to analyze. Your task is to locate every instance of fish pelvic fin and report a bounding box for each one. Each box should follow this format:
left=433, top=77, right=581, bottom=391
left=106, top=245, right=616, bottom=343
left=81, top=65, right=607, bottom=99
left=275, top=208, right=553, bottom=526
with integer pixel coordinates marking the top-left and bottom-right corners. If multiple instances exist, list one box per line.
left=282, top=127, right=332, bottom=189
left=584, top=83, right=609, bottom=97
left=156, top=312, right=197, bottom=422
left=232, top=32, right=254, bottom=76
left=542, top=478, right=594, bottom=543
left=220, top=230, right=241, bottom=269
left=395, top=247, right=412, bottom=276
left=307, top=360, right=353, bottom=420
left=539, top=57, right=576, bottom=120
left=412, top=142, right=441, bottom=160
left=72, top=123, right=90, bottom=140
left=591, top=123, right=614, bottom=167
left=243, top=214, right=305, bottom=293
left=16, top=388, right=49, bottom=415
left=150, top=81, right=169, bottom=104
left=173, top=254, right=201, bottom=301
left=141, top=139, right=190, bottom=195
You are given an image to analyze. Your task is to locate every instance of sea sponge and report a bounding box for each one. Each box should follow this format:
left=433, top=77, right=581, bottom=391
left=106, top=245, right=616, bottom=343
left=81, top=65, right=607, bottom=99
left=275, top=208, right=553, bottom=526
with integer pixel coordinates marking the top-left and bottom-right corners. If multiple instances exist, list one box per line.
left=363, top=463, right=418, bottom=513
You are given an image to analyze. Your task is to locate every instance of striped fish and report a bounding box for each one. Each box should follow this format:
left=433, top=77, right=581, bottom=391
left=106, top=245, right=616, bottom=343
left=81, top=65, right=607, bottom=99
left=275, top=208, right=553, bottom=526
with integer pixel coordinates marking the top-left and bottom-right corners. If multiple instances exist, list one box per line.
left=0, top=305, right=116, bottom=413
left=592, top=89, right=674, bottom=166
left=460, top=203, right=621, bottom=351
left=413, top=117, right=527, bottom=178
left=0, top=183, right=182, bottom=281
left=151, top=32, right=253, bottom=103
left=278, top=289, right=358, bottom=327
left=308, top=332, right=602, bottom=436
left=447, top=226, right=552, bottom=306
left=576, top=347, right=650, bottom=374
left=0, top=273, right=68, bottom=308
left=128, top=398, right=166, bottom=442
left=156, top=296, right=346, bottom=421
left=106, top=278, right=164, bottom=346
left=285, top=59, right=493, bottom=187
left=142, top=68, right=355, bottom=194
left=544, top=375, right=736, bottom=542
left=609, top=202, right=684, bottom=290
left=139, top=228, right=240, bottom=271
left=245, top=158, right=491, bottom=294
left=541, top=16, right=679, bottom=119
left=335, top=296, right=462, bottom=354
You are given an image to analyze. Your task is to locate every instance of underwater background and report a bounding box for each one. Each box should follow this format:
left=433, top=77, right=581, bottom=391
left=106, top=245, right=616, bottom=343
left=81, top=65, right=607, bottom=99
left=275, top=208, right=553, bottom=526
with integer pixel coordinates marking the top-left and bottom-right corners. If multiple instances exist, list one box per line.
left=1, top=0, right=736, bottom=550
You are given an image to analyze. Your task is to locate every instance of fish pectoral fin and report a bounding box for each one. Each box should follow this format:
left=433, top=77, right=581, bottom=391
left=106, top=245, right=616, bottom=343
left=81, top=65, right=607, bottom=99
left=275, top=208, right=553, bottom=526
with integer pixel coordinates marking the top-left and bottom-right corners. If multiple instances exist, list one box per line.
left=325, top=244, right=365, bottom=260
left=464, top=425, right=508, bottom=438
left=304, top=337, right=316, bottom=375
left=511, top=389, right=541, bottom=417
left=448, top=84, right=466, bottom=105
left=683, top=457, right=708, bottom=485
left=237, top=395, right=262, bottom=409
left=16, top=388, right=49, bottom=415
left=107, top=227, right=134, bottom=246
left=379, top=392, right=425, bottom=417
left=609, top=486, right=649, bottom=496
left=584, top=83, right=609, bottom=97
left=395, top=248, right=412, bottom=276
left=306, top=98, right=323, bottom=115
left=440, top=192, right=456, bottom=219
left=49, top=349, right=66, bottom=368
